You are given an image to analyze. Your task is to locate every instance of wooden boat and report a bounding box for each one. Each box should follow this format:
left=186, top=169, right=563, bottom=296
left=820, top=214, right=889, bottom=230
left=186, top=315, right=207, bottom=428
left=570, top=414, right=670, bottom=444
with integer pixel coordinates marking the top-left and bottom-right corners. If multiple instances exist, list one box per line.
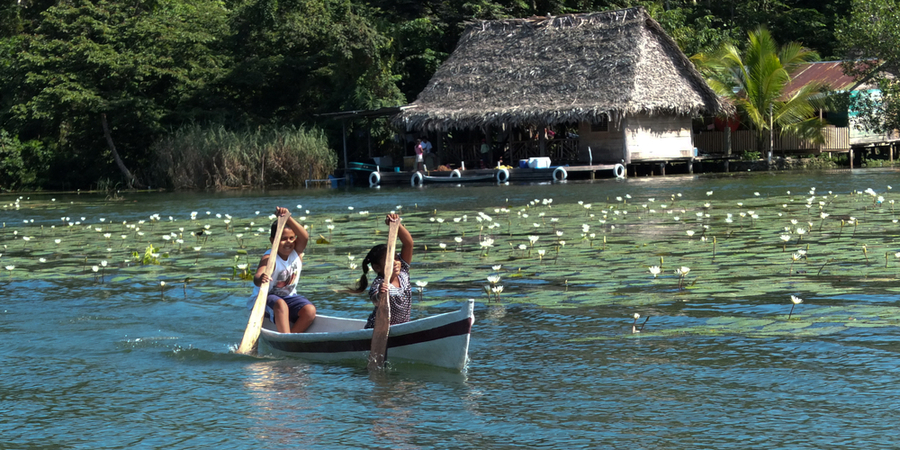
left=258, top=299, right=475, bottom=370
left=423, top=173, right=495, bottom=183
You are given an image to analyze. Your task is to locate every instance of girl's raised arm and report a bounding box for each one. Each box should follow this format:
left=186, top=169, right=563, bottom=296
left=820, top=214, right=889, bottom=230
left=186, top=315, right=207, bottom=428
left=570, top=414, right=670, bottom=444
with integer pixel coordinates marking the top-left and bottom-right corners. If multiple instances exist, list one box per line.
left=387, top=213, right=413, bottom=264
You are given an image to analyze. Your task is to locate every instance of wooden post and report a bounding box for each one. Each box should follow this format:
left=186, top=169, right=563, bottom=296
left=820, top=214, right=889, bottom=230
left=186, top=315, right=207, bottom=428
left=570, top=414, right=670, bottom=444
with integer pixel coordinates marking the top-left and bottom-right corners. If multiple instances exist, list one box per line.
left=724, top=126, right=732, bottom=173
left=539, top=127, right=547, bottom=157
left=849, top=149, right=854, bottom=169
left=768, top=103, right=774, bottom=167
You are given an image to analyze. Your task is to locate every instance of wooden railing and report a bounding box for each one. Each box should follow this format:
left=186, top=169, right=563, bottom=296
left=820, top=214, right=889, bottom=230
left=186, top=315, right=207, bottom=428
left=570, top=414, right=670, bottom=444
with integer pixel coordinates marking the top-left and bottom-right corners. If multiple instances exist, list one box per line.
left=693, top=127, right=850, bottom=155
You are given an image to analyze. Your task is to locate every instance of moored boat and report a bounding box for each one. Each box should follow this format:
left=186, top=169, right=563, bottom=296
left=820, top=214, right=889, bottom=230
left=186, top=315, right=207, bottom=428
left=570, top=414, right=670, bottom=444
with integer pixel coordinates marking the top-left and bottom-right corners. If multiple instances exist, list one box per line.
left=258, top=300, right=475, bottom=370
left=422, top=174, right=495, bottom=183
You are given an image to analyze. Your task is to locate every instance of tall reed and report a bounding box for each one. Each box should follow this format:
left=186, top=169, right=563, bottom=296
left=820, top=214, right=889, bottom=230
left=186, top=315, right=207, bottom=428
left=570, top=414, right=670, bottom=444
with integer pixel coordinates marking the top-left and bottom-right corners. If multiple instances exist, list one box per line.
left=150, top=124, right=337, bottom=189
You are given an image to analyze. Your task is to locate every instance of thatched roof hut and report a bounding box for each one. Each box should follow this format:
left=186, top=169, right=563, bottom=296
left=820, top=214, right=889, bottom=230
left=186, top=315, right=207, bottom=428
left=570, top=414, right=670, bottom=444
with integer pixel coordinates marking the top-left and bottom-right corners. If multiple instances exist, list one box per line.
left=396, top=7, right=727, bottom=132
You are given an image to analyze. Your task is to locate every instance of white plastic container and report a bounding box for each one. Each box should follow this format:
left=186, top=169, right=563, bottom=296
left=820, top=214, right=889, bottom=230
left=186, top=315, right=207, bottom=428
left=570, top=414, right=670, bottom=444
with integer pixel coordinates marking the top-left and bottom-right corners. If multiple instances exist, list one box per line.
left=528, top=157, right=551, bottom=169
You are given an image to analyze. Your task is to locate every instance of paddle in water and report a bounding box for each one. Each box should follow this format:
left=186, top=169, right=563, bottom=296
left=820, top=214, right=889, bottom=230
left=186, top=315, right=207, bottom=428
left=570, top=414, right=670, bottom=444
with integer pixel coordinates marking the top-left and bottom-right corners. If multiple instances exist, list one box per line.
left=368, top=217, right=400, bottom=370
left=236, top=213, right=289, bottom=355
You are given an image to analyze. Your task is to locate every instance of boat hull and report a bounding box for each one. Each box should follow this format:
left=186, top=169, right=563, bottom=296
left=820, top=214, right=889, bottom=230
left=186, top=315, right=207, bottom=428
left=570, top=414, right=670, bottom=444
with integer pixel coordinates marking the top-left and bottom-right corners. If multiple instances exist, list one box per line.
left=258, top=300, right=474, bottom=370
left=423, top=175, right=495, bottom=183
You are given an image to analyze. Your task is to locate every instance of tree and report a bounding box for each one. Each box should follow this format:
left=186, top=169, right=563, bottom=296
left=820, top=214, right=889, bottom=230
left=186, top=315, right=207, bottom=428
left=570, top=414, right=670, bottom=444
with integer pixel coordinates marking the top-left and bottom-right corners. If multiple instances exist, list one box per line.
left=693, top=27, right=829, bottom=163
left=11, top=0, right=229, bottom=188
left=836, top=0, right=900, bottom=134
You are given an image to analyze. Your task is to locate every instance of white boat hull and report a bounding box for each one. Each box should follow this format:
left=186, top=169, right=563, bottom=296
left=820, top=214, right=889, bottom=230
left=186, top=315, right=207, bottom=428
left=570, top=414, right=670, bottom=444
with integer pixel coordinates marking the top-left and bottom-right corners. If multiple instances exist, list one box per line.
left=258, top=300, right=474, bottom=371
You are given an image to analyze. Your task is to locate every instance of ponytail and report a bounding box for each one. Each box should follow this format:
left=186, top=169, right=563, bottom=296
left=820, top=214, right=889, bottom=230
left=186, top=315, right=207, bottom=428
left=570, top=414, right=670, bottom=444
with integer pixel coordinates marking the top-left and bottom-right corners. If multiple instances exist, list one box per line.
left=344, top=244, right=387, bottom=294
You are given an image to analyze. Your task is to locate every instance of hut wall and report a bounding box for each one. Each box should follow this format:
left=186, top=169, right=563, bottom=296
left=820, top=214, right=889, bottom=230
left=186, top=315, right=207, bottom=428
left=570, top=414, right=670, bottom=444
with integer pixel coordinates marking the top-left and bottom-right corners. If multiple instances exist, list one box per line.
left=577, top=121, right=626, bottom=164
left=623, top=114, right=694, bottom=162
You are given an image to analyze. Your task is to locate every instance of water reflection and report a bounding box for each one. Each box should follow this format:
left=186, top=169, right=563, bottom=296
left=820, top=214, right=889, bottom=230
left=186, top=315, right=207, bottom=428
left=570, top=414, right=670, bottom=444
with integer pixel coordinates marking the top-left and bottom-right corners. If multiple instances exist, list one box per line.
left=243, top=361, right=319, bottom=447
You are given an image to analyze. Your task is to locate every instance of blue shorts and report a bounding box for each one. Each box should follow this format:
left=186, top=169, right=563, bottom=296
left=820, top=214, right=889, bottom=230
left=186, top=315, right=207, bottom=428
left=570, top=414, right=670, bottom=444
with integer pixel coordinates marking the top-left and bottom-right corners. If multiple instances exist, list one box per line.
left=266, top=294, right=312, bottom=323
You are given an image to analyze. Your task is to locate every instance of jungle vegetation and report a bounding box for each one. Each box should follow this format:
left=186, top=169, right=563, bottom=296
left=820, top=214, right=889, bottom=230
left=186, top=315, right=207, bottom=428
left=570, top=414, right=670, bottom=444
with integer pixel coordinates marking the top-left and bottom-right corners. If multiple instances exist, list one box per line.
left=0, top=0, right=893, bottom=190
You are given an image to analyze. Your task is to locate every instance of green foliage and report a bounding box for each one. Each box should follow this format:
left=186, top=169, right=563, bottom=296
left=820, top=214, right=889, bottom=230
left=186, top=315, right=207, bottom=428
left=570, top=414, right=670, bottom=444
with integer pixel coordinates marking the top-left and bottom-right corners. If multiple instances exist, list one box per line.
left=0, top=129, right=50, bottom=190
left=148, top=124, right=337, bottom=189
left=134, top=244, right=163, bottom=265
left=693, top=27, right=829, bottom=154
left=836, top=0, right=900, bottom=134
left=11, top=0, right=230, bottom=188
left=741, top=150, right=761, bottom=161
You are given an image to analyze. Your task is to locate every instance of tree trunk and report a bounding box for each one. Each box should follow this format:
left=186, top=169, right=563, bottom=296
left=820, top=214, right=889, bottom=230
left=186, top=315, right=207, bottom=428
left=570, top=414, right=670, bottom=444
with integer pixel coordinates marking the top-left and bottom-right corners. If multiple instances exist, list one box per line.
left=101, top=113, right=144, bottom=189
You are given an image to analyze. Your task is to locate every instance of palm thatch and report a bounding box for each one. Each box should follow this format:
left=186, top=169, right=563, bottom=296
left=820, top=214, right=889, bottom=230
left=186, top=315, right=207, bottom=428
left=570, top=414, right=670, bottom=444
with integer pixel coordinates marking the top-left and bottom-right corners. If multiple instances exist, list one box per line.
left=396, top=7, right=729, bottom=132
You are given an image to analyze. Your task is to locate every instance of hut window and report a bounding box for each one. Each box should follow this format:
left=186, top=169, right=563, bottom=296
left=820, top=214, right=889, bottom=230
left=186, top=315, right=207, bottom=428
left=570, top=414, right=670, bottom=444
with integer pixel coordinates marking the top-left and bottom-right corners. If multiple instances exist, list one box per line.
left=590, top=117, right=609, bottom=133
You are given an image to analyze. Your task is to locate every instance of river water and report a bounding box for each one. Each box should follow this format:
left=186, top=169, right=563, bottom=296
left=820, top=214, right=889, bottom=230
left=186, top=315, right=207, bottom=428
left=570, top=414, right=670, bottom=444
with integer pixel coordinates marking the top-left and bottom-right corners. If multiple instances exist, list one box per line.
left=2, top=169, right=900, bottom=449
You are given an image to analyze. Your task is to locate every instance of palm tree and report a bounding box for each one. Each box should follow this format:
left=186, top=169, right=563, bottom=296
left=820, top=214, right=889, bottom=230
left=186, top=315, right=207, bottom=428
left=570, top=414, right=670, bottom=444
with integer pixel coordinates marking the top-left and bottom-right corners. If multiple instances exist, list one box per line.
left=692, top=27, right=830, bottom=164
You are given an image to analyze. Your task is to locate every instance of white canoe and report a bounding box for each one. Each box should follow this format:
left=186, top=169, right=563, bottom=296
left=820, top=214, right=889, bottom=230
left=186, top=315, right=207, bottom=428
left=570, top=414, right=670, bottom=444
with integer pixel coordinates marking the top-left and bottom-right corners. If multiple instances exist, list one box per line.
left=258, top=300, right=475, bottom=371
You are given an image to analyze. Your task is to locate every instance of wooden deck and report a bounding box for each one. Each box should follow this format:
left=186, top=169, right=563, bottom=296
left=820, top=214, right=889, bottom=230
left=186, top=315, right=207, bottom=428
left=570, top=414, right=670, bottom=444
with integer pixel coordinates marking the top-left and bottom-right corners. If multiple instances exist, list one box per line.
left=349, top=163, right=623, bottom=186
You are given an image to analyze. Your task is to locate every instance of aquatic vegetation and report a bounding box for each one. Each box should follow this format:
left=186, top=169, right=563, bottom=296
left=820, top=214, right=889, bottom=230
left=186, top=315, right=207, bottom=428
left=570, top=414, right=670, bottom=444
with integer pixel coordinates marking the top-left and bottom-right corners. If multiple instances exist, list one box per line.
left=6, top=183, right=900, bottom=340
left=789, top=295, right=803, bottom=319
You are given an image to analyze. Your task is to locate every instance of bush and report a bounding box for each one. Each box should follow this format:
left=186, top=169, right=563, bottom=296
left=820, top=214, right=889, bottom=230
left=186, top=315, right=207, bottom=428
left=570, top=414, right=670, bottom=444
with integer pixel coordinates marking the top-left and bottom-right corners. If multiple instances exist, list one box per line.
left=741, top=151, right=761, bottom=161
left=0, top=130, right=50, bottom=191
left=150, top=125, right=337, bottom=189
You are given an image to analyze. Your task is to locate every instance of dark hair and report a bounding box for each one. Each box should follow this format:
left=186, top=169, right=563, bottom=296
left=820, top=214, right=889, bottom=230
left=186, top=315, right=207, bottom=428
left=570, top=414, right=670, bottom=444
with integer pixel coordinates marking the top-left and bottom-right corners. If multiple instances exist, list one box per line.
left=269, top=220, right=279, bottom=240
left=348, top=244, right=388, bottom=294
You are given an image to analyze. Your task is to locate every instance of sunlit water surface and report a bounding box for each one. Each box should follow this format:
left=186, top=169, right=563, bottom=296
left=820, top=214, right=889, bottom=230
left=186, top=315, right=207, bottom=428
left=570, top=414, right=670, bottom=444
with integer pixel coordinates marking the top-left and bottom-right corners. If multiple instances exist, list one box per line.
left=2, top=169, right=900, bottom=449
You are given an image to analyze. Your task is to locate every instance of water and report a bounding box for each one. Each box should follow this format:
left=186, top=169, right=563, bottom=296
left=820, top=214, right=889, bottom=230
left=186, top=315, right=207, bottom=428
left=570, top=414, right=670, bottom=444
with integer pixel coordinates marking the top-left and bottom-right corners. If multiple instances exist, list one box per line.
left=2, top=169, right=900, bottom=449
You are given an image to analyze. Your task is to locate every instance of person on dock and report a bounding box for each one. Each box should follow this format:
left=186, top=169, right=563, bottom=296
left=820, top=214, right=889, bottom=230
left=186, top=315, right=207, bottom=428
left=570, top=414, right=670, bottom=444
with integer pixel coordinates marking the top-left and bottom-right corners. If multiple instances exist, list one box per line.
left=347, top=214, right=414, bottom=328
left=480, top=138, right=491, bottom=168
left=248, top=206, right=316, bottom=333
left=414, top=139, right=425, bottom=172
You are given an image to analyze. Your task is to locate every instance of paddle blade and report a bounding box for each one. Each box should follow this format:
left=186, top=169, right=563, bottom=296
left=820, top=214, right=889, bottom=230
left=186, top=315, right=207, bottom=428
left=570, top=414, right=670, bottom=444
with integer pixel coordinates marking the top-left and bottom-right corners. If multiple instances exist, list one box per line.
left=368, top=219, right=400, bottom=370
left=236, top=214, right=289, bottom=355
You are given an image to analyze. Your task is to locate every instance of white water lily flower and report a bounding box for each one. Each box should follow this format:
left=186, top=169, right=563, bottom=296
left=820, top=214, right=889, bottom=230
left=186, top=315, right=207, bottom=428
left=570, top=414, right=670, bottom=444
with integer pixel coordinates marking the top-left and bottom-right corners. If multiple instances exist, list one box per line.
left=5, top=265, right=14, bottom=271
left=415, top=281, right=428, bottom=288
left=454, top=237, right=463, bottom=243
left=649, top=266, right=661, bottom=277
left=634, top=313, right=641, bottom=320
left=677, top=266, right=690, bottom=275
left=480, top=239, right=494, bottom=248
left=686, top=230, right=695, bottom=237
left=791, top=295, right=803, bottom=305
left=781, top=235, right=791, bottom=242
left=487, top=275, right=501, bottom=284
left=492, top=265, right=502, bottom=271
left=91, top=266, right=99, bottom=272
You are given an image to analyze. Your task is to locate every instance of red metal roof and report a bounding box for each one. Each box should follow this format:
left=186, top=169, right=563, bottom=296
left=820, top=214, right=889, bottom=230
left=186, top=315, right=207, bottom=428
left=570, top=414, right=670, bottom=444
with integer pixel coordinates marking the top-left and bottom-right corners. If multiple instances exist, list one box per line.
left=782, top=61, right=869, bottom=98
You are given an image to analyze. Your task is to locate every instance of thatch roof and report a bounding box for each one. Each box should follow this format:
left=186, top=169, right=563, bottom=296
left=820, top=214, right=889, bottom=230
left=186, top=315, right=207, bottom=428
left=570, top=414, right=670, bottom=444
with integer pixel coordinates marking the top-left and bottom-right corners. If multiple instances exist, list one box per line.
left=396, top=7, right=728, bottom=132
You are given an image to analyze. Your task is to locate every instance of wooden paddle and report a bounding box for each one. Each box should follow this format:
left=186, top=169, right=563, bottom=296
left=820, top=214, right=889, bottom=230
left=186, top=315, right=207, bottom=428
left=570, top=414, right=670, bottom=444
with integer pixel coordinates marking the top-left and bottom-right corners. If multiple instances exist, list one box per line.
left=236, top=214, right=289, bottom=355
left=368, top=218, right=400, bottom=370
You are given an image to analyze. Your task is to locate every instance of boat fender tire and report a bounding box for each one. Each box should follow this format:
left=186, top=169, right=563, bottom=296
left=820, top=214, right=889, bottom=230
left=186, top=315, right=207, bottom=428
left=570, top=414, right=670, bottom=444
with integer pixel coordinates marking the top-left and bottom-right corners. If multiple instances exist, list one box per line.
left=552, top=166, right=568, bottom=181
left=450, top=169, right=462, bottom=178
left=410, top=171, right=424, bottom=186
left=614, top=163, right=626, bottom=179
left=495, top=168, right=509, bottom=183
left=369, top=171, right=381, bottom=187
